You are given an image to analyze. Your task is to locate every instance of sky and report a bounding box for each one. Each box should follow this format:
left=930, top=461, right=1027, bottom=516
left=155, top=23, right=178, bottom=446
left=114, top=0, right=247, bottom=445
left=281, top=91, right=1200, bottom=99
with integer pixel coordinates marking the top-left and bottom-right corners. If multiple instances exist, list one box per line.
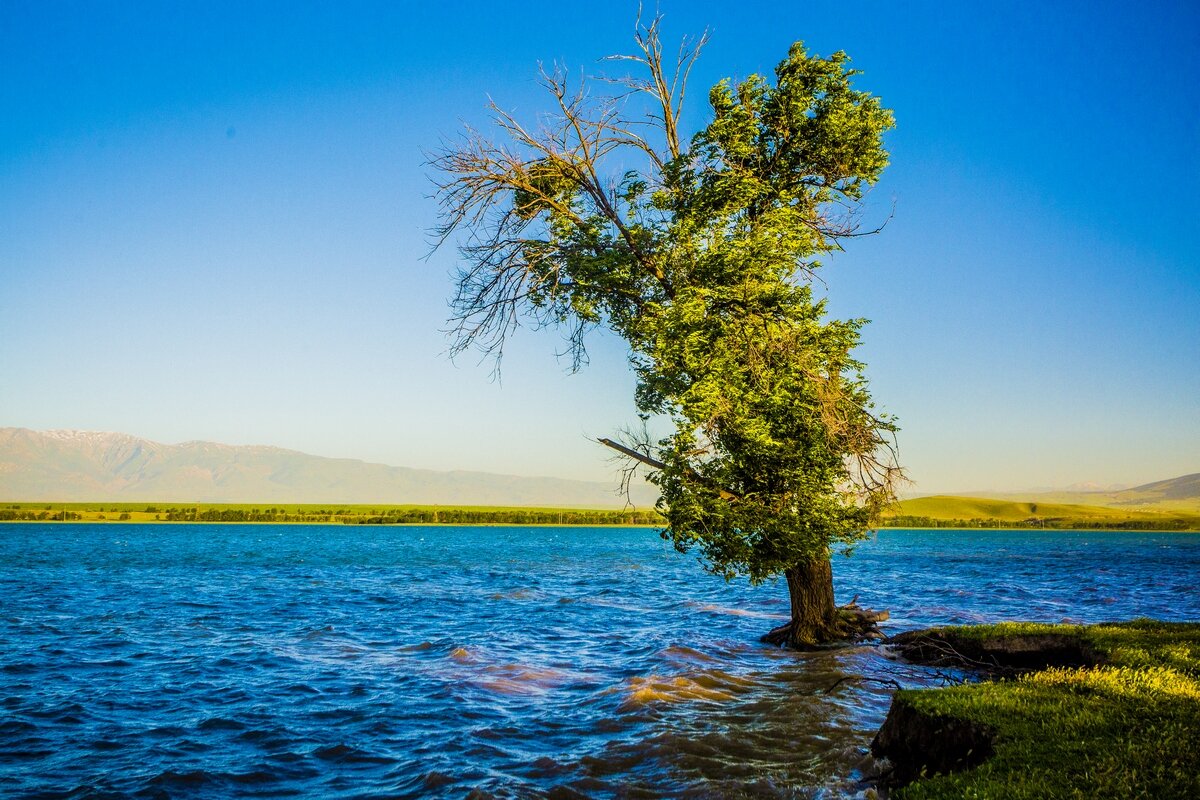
left=1, top=1, right=1197, bottom=494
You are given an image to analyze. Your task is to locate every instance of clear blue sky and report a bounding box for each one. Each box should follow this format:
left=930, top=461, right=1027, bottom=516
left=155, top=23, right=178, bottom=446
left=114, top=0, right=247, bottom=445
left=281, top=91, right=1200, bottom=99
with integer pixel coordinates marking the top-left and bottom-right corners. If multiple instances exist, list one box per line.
left=2, top=1, right=1197, bottom=493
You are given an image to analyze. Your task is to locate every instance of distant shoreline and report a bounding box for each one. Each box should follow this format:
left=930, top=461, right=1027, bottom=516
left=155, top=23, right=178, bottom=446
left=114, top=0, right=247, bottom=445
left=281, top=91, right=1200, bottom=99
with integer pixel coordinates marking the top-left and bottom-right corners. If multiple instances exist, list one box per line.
left=1, top=520, right=1195, bottom=532
left=1, top=499, right=1196, bottom=531
left=0, top=502, right=663, bottom=527
left=0, top=520, right=667, bottom=528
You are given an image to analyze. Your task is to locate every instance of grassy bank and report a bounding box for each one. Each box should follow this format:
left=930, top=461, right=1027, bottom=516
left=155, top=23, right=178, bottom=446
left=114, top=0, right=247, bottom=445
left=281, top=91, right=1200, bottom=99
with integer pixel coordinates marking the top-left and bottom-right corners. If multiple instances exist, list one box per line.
left=877, top=620, right=1200, bottom=798
left=0, top=502, right=664, bottom=526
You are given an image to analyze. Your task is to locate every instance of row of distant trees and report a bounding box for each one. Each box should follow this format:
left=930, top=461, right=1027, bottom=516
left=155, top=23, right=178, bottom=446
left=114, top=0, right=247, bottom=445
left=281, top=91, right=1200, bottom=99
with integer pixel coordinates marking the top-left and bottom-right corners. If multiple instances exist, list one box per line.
left=161, top=507, right=662, bottom=524
left=0, top=510, right=89, bottom=521
left=0, top=506, right=663, bottom=525
left=0, top=507, right=1187, bottom=530
left=346, top=508, right=662, bottom=525
left=0, top=510, right=131, bottom=521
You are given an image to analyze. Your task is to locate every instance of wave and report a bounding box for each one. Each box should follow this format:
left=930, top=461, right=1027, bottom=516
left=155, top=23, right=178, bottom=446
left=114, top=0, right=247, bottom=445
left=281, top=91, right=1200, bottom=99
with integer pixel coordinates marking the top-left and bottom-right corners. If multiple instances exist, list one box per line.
left=615, top=669, right=759, bottom=709
left=687, top=602, right=790, bottom=620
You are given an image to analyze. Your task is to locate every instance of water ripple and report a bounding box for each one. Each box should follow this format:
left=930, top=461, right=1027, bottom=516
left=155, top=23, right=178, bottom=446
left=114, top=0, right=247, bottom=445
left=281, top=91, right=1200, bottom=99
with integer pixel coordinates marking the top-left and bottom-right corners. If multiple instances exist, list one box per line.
left=0, top=524, right=1197, bottom=797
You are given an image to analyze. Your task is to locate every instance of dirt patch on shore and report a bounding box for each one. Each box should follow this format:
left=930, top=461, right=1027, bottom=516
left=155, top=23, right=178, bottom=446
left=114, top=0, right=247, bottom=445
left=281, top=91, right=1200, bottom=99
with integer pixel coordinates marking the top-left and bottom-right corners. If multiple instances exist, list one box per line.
left=871, top=697, right=996, bottom=786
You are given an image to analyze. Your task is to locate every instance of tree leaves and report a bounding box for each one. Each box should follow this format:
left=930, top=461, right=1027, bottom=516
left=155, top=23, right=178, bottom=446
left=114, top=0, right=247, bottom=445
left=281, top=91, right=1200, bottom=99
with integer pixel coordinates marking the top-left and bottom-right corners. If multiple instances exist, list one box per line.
left=432, top=18, right=903, bottom=585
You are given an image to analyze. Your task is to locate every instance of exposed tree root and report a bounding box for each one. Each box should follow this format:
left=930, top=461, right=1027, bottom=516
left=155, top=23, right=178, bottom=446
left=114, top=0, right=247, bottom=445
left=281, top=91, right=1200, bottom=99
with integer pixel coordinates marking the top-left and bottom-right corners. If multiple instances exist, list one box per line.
left=839, top=600, right=890, bottom=639
left=885, top=628, right=1101, bottom=674
left=761, top=621, right=796, bottom=647
left=761, top=599, right=890, bottom=649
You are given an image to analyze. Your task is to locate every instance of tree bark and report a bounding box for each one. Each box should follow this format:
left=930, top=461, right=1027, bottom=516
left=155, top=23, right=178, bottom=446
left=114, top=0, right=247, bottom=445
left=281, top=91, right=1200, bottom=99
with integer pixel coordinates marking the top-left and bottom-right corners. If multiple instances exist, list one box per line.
left=762, top=556, right=889, bottom=648
left=762, top=557, right=839, bottom=647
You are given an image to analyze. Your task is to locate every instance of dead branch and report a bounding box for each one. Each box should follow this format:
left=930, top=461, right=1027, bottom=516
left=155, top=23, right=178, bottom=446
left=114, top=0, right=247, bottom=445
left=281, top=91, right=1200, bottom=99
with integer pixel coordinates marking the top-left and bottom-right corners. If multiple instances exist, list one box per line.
left=597, top=437, right=741, bottom=501
left=823, top=675, right=904, bottom=694
left=597, top=437, right=668, bottom=470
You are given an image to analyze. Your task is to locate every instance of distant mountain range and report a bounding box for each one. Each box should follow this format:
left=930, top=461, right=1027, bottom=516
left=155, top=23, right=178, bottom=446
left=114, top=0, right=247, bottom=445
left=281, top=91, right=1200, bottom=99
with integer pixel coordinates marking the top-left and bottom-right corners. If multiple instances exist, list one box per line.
left=2, top=427, right=1194, bottom=514
left=1121, top=473, right=1200, bottom=501
left=0, top=428, right=659, bottom=507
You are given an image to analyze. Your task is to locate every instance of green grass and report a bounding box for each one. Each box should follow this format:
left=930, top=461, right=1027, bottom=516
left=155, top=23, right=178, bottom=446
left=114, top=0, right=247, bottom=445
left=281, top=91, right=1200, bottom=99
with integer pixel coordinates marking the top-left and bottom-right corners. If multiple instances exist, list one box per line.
left=887, top=495, right=1200, bottom=531
left=3, top=496, right=1197, bottom=529
left=0, top=501, right=664, bottom=526
left=890, top=620, right=1200, bottom=799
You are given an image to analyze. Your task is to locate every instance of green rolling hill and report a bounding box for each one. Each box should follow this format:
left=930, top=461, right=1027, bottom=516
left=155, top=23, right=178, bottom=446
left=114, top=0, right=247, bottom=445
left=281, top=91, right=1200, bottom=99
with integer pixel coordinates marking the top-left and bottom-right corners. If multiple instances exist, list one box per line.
left=969, top=473, right=1200, bottom=515
left=889, top=491, right=1200, bottom=531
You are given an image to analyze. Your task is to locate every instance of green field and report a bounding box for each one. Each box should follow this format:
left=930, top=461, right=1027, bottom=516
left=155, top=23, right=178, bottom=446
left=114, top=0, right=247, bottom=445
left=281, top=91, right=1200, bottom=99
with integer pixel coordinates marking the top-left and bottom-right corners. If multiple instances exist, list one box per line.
left=2, top=496, right=1197, bottom=530
left=0, top=502, right=665, bottom=526
left=885, top=495, right=1200, bottom=531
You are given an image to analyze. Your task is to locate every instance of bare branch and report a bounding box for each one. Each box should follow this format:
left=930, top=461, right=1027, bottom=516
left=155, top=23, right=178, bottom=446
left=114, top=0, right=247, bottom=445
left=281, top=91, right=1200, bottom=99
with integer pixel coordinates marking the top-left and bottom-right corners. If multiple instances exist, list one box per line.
left=601, top=12, right=709, bottom=162
left=598, top=437, right=741, bottom=502
left=598, top=437, right=668, bottom=470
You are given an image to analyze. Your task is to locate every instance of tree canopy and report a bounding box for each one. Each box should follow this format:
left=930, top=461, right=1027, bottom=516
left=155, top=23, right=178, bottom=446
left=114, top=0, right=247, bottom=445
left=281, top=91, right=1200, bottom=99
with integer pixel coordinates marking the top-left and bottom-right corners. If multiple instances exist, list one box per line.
left=432, top=17, right=902, bottom=641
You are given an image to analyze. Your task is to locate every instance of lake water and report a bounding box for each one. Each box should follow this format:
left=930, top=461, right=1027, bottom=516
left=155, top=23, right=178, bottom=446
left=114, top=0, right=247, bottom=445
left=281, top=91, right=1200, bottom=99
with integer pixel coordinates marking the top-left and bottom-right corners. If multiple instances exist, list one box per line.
left=1, top=524, right=1197, bottom=798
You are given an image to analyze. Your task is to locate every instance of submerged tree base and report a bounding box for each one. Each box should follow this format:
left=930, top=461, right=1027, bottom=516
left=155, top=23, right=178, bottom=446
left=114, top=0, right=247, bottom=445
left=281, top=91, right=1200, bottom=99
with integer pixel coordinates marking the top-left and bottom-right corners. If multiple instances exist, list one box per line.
left=761, top=600, right=890, bottom=649
left=760, top=558, right=890, bottom=649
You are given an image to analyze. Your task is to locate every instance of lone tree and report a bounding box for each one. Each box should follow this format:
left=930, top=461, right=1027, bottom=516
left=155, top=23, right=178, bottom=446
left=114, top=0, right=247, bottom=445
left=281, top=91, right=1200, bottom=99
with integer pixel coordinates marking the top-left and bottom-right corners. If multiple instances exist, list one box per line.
left=432, top=17, right=903, bottom=648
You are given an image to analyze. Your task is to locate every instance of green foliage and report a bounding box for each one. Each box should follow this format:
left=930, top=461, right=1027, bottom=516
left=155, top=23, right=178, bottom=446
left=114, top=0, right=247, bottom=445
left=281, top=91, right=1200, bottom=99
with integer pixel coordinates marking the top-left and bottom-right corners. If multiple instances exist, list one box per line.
left=893, top=621, right=1200, bottom=799
left=434, top=28, right=900, bottom=589
left=624, top=45, right=900, bottom=583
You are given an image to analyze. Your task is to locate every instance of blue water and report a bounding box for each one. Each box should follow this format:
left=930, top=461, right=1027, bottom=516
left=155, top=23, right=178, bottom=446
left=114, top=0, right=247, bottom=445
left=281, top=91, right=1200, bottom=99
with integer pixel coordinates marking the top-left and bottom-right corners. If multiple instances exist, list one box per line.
left=1, top=525, right=1197, bottom=799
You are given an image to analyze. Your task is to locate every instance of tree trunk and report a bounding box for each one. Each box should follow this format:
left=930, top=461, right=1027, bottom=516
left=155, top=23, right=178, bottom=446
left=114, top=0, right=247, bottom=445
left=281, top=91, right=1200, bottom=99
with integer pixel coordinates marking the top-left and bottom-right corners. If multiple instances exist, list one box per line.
left=761, top=556, right=889, bottom=648
left=761, top=556, right=839, bottom=647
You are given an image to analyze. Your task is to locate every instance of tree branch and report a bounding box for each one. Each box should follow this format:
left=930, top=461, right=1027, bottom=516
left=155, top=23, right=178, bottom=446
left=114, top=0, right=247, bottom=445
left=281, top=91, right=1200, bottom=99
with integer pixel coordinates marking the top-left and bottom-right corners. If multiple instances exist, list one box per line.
left=597, top=437, right=740, bottom=501
left=597, top=437, right=667, bottom=470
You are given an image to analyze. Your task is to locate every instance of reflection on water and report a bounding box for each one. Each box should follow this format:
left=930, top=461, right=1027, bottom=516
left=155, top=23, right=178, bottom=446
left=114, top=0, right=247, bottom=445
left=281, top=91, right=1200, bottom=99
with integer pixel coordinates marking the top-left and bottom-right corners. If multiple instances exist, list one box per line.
left=1, top=525, right=1197, bottom=798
